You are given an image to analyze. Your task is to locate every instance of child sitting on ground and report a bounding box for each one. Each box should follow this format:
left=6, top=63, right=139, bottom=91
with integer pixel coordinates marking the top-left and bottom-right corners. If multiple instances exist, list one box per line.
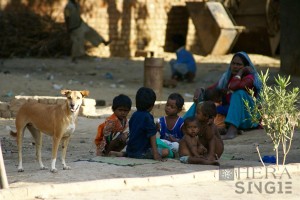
left=94, top=94, right=132, bottom=156
left=179, top=117, right=219, bottom=165
left=157, top=93, right=184, bottom=156
left=203, top=88, right=227, bottom=135
left=196, top=101, right=224, bottom=161
left=126, top=87, right=169, bottom=160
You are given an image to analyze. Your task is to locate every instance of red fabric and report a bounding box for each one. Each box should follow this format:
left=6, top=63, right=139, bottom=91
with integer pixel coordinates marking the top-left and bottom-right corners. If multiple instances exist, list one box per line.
left=228, top=74, right=254, bottom=91
left=207, top=74, right=255, bottom=105
left=94, top=113, right=128, bottom=152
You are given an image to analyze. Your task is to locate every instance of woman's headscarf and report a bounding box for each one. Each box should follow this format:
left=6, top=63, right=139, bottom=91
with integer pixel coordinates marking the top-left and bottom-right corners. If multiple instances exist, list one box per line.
left=216, top=51, right=262, bottom=93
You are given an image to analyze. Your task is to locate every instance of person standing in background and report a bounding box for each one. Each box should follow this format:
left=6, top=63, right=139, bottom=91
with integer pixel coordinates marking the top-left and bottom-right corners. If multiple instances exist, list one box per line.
left=64, top=0, right=110, bottom=62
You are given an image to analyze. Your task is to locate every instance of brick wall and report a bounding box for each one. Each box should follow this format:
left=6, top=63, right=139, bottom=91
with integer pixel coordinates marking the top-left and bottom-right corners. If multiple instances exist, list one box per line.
left=0, top=0, right=199, bottom=57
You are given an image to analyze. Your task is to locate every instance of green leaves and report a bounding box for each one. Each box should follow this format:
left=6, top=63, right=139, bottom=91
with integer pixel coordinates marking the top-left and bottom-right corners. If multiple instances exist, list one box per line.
left=244, top=69, right=300, bottom=166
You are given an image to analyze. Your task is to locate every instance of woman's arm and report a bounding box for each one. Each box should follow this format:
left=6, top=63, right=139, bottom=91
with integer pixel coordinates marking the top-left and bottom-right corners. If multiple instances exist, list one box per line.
left=228, top=67, right=254, bottom=91
left=228, top=75, right=254, bottom=91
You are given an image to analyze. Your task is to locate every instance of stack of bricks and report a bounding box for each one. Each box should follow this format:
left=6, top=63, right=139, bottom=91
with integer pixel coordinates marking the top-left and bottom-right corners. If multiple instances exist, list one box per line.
left=0, top=96, right=97, bottom=119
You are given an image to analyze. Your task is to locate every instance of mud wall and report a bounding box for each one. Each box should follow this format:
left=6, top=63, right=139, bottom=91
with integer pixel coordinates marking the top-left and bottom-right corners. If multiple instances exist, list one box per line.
left=0, top=0, right=199, bottom=58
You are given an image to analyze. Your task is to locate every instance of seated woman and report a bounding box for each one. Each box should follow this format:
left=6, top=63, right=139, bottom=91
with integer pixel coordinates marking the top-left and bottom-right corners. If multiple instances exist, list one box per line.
left=183, top=51, right=262, bottom=140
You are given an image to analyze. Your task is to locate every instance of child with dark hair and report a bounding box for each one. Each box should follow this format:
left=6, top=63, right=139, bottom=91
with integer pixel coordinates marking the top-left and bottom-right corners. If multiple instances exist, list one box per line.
left=157, top=93, right=185, bottom=155
left=196, top=101, right=224, bottom=161
left=179, top=117, right=219, bottom=165
left=126, top=87, right=169, bottom=160
left=169, top=34, right=197, bottom=83
left=204, top=88, right=227, bottom=134
left=95, top=94, right=132, bottom=156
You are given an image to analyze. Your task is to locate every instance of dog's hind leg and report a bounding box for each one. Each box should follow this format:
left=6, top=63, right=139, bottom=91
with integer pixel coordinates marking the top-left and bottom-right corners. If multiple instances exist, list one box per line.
left=27, top=125, right=47, bottom=170
left=16, top=125, right=26, bottom=172
left=61, top=136, right=71, bottom=170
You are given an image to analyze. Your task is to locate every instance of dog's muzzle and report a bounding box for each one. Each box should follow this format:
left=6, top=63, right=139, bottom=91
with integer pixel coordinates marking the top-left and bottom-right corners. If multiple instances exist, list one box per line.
left=70, top=104, right=80, bottom=112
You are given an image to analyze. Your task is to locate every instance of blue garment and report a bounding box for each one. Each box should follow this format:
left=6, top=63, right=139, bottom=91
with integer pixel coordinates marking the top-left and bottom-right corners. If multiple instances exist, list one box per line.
left=183, top=52, right=262, bottom=130
left=159, top=116, right=184, bottom=140
left=225, top=90, right=258, bottom=129
left=170, top=47, right=196, bottom=75
left=216, top=104, right=229, bottom=116
left=218, top=52, right=262, bottom=129
left=156, top=138, right=174, bottom=158
left=262, top=155, right=276, bottom=164
left=126, top=111, right=157, bottom=158
left=182, top=103, right=197, bottom=120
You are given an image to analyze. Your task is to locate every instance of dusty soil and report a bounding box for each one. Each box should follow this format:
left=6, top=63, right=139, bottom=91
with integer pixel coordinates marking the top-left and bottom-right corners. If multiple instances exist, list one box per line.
left=0, top=54, right=300, bottom=195
left=1, top=53, right=294, bottom=105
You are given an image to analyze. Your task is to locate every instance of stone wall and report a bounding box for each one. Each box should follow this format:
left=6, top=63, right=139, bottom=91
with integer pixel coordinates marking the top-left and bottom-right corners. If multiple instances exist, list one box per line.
left=0, top=97, right=192, bottom=119
left=0, top=96, right=97, bottom=119
left=0, top=0, right=199, bottom=57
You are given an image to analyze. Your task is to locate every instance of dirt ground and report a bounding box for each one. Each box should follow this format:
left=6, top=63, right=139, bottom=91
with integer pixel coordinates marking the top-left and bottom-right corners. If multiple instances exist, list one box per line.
left=1, top=54, right=300, bottom=199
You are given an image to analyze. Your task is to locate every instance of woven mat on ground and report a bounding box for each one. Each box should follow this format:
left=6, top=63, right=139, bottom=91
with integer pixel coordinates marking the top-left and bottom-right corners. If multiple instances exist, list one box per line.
left=220, top=153, right=244, bottom=161
left=89, top=156, right=159, bottom=166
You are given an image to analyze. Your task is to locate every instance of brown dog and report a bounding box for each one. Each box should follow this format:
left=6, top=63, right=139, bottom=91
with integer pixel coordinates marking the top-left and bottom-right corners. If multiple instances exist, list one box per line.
left=11, top=90, right=89, bottom=173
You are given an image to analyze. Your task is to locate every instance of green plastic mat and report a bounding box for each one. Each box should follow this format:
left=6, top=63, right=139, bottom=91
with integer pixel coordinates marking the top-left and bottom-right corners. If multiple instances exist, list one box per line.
left=89, top=156, right=159, bottom=166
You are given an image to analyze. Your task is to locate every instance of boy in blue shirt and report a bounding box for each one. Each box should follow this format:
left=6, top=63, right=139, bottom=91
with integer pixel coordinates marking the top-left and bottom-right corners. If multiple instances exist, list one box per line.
left=169, top=34, right=197, bottom=83
left=126, top=87, right=169, bottom=160
left=157, top=93, right=184, bottom=156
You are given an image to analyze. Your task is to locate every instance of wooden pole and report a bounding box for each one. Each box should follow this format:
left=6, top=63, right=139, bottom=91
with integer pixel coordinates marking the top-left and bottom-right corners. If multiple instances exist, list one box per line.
left=0, top=141, right=9, bottom=189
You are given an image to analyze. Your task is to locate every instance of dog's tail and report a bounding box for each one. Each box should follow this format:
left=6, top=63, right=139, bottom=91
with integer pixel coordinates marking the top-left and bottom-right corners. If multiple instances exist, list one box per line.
left=6, top=126, right=17, bottom=137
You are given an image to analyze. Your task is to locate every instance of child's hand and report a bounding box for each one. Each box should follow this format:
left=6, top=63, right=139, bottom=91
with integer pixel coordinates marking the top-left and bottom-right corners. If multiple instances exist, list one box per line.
left=155, top=122, right=161, bottom=132
left=168, top=135, right=178, bottom=142
left=153, top=152, right=163, bottom=161
left=207, top=118, right=214, bottom=126
left=122, top=131, right=129, bottom=139
left=198, top=146, right=207, bottom=155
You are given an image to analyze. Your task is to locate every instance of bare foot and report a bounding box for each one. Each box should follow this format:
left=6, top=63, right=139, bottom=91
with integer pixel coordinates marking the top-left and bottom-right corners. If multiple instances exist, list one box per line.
left=215, top=154, right=219, bottom=160
left=213, top=160, right=220, bottom=166
left=96, top=148, right=103, bottom=156
left=218, top=128, right=227, bottom=135
left=221, top=124, right=238, bottom=140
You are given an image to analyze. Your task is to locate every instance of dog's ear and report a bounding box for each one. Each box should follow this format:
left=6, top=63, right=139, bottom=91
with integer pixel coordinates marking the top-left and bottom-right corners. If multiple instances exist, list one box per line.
left=80, top=90, right=89, bottom=97
left=61, top=89, right=71, bottom=96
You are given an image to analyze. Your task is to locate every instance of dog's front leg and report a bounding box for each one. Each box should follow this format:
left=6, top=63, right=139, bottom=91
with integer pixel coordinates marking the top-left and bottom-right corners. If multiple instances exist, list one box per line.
left=50, top=136, right=61, bottom=173
left=61, top=136, right=71, bottom=170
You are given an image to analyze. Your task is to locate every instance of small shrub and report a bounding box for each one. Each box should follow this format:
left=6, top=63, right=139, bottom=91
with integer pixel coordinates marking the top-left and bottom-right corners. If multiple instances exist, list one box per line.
left=244, top=69, right=300, bottom=166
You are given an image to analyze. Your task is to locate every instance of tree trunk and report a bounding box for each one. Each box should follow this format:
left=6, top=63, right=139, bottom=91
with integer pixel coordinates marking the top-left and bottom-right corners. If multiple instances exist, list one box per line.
left=280, top=0, right=300, bottom=76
